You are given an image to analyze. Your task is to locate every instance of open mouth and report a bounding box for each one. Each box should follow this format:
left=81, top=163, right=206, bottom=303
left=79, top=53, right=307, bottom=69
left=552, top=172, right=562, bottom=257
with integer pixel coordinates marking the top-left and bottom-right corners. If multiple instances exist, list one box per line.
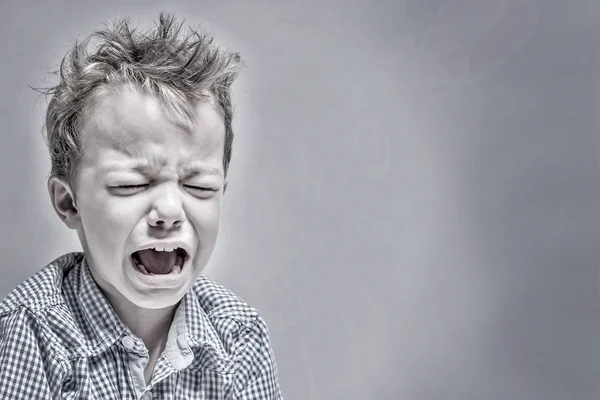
left=131, top=247, right=188, bottom=275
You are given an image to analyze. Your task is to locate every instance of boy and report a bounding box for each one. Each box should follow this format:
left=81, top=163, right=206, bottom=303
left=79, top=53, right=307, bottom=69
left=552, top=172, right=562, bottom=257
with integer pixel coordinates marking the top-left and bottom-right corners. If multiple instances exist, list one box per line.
left=0, top=13, right=282, bottom=399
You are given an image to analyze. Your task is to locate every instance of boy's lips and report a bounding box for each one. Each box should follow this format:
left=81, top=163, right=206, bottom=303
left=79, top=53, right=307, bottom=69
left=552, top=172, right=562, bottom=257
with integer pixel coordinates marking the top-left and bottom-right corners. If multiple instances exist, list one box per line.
left=129, top=240, right=193, bottom=277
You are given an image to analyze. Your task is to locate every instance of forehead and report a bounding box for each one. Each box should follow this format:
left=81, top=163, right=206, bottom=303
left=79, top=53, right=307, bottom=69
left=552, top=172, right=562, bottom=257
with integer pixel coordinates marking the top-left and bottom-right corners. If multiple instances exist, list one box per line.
left=79, top=87, right=226, bottom=172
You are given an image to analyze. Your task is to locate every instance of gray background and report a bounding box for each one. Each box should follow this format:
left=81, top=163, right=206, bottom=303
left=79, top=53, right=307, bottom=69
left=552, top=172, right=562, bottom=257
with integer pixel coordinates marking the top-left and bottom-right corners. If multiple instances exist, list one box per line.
left=1, top=0, right=600, bottom=398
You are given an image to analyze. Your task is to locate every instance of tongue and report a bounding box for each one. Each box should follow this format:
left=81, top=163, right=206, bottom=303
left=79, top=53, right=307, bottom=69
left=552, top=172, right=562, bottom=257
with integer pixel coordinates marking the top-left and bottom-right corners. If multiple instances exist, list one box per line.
left=136, top=249, right=177, bottom=274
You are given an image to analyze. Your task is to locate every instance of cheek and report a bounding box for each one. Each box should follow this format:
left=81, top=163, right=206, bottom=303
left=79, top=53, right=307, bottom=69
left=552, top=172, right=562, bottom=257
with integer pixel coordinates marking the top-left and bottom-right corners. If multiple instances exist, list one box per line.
left=187, top=199, right=222, bottom=234
left=79, top=195, right=142, bottom=251
left=88, top=190, right=145, bottom=218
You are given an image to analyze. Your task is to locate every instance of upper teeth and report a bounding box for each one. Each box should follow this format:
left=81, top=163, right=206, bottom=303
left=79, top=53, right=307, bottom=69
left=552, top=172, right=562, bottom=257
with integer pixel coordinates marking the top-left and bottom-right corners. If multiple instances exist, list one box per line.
left=153, top=247, right=175, bottom=252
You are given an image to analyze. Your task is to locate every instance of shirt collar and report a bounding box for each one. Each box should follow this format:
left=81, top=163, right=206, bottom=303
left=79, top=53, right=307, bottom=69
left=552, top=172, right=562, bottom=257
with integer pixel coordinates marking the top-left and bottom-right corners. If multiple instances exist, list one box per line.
left=69, top=256, right=129, bottom=355
left=164, top=275, right=236, bottom=372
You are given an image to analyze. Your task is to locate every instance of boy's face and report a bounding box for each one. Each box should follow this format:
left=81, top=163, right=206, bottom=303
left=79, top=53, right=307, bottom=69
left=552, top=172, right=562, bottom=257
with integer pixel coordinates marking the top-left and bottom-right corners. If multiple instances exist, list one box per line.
left=51, top=88, right=227, bottom=309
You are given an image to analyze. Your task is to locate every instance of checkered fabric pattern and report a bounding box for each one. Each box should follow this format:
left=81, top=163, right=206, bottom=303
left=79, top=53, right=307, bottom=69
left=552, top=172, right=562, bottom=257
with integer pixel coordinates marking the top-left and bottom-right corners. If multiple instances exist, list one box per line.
left=0, top=252, right=282, bottom=399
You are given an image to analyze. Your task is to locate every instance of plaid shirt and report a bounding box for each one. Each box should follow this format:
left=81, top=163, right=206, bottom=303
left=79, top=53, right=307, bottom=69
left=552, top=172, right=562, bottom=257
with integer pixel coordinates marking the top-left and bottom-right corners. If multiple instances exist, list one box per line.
left=0, top=252, right=282, bottom=399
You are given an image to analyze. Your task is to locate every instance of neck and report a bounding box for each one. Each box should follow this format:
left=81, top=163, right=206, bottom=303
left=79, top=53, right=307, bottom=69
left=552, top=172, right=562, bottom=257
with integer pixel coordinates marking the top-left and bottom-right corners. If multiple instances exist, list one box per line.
left=103, top=290, right=178, bottom=353
left=118, top=301, right=177, bottom=352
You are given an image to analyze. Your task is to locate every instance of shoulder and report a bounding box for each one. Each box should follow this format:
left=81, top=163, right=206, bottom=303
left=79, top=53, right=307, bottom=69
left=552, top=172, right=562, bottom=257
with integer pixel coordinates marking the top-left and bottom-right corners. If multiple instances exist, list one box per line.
left=0, top=253, right=87, bottom=361
left=193, top=275, right=260, bottom=325
left=0, top=303, right=46, bottom=342
left=0, top=252, right=83, bottom=317
left=0, top=300, right=68, bottom=398
left=191, top=276, right=280, bottom=395
left=192, top=275, right=276, bottom=355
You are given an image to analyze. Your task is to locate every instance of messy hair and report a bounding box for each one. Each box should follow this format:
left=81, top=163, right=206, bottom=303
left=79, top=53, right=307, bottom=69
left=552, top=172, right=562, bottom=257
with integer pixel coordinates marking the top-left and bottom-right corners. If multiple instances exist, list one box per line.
left=40, top=13, right=243, bottom=189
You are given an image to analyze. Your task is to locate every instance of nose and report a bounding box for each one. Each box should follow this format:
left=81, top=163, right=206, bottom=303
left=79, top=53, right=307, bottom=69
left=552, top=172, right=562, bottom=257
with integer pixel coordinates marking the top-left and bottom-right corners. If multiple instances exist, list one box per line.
left=147, top=184, right=186, bottom=229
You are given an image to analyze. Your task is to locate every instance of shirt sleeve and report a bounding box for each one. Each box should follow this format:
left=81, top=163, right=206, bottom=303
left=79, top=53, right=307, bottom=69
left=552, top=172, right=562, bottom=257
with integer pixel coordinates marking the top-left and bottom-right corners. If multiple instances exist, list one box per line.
left=0, top=308, right=65, bottom=399
left=234, top=315, right=283, bottom=399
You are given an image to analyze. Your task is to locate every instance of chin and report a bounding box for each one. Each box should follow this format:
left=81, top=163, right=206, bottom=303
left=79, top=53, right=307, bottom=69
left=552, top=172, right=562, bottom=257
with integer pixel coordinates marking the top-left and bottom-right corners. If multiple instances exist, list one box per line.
left=126, top=291, right=185, bottom=310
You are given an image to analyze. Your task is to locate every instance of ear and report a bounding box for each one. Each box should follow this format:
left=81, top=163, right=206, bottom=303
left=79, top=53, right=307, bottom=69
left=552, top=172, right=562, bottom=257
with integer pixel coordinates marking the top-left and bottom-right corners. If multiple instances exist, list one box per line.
left=48, top=175, right=81, bottom=230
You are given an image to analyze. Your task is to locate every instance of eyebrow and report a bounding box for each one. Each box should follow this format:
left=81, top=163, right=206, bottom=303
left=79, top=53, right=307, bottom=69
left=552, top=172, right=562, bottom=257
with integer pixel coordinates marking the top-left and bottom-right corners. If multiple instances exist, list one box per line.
left=100, top=164, right=159, bottom=175
left=180, top=165, right=223, bottom=178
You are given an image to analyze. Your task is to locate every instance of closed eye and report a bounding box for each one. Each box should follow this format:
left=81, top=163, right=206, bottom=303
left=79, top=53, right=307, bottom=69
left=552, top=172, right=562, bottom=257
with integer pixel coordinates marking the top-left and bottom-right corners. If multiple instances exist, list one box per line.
left=109, top=184, right=149, bottom=195
left=119, top=184, right=148, bottom=190
left=183, top=185, right=217, bottom=192
left=108, top=184, right=217, bottom=196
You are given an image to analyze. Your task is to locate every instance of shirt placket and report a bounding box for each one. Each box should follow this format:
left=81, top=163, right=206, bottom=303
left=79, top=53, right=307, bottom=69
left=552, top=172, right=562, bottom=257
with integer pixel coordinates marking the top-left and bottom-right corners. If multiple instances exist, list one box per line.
left=120, top=334, right=151, bottom=399
left=147, top=302, right=195, bottom=398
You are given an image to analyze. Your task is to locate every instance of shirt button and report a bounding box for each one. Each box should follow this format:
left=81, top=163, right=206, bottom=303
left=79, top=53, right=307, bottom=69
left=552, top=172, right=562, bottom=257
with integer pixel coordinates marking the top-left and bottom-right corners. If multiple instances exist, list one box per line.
left=142, top=391, right=153, bottom=400
left=121, top=336, right=135, bottom=350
